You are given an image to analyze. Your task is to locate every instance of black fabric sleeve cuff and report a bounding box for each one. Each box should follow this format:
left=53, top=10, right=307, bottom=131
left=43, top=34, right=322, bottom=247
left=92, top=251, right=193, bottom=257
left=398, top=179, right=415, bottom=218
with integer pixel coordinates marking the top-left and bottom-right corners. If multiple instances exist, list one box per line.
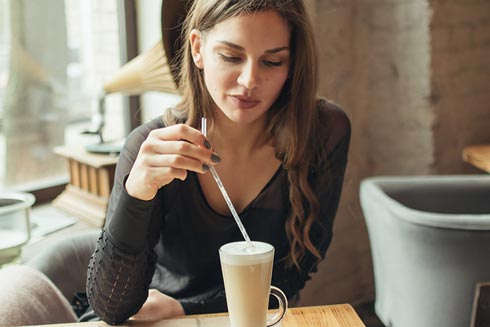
left=180, top=301, right=202, bottom=315
left=106, top=185, right=155, bottom=253
left=179, top=294, right=227, bottom=315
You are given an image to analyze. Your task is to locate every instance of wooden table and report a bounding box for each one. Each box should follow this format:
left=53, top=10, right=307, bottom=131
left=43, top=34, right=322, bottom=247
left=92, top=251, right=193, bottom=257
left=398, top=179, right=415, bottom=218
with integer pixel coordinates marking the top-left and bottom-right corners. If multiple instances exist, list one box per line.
left=463, top=144, right=490, bottom=173
left=42, top=304, right=366, bottom=327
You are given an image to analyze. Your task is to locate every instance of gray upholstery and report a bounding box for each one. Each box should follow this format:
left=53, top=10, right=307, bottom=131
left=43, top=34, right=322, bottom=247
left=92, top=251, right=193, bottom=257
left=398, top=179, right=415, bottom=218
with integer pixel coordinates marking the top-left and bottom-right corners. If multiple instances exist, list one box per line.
left=360, top=175, right=490, bottom=327
left=25, top=230, right=99, bottom=301
left=0, top=265, right=77, bottom=326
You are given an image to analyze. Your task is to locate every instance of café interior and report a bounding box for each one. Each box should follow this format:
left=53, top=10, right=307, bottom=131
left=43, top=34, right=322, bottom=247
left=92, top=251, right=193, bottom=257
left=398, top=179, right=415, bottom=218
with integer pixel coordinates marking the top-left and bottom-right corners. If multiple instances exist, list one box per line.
left=0, top=1, right=489, bottom=327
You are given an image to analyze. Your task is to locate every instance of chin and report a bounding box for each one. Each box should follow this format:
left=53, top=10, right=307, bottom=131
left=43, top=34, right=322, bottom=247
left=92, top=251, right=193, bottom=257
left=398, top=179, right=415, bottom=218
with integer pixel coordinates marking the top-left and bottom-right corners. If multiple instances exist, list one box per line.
left=216, top=100, right=268, bottom=124
left=222, top=109, right=266, bottom=125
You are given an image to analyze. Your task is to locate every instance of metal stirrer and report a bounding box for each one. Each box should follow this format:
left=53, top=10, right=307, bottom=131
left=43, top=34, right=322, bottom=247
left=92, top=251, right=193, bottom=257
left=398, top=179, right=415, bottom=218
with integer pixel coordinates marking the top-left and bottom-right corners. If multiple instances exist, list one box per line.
left=201, top=118, right=253, bottom=247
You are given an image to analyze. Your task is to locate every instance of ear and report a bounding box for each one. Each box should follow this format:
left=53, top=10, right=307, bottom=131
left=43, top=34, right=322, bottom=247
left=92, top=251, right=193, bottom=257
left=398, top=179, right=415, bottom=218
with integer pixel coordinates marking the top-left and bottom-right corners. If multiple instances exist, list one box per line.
left=190, top=29, right=204, bottom=69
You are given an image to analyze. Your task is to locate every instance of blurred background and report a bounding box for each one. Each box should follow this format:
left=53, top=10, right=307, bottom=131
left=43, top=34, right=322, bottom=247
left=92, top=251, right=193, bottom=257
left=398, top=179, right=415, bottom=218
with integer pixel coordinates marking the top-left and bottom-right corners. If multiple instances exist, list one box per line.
left=301, top=0, right=490, bottom=310
left=0, top=0, right=489, bottom=319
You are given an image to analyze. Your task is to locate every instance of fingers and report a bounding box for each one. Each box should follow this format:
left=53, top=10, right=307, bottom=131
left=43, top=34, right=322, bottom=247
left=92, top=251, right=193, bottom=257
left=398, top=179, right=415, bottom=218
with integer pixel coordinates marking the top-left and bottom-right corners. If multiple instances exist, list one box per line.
left=141, top=139, right=220, bottom=168
left=145, top=124, right=220, bottom=166
left=137, top=156, right=206, bottom=184
left=125, top=124, right=219, bottom=201
left=149, top=124, right=209, bottom=148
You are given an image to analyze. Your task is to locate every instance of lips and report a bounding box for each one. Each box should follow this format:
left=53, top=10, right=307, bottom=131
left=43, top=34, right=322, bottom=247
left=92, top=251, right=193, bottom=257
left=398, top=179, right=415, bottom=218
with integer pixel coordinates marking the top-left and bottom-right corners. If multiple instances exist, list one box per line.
left=230, top=95, right=261, bottom=109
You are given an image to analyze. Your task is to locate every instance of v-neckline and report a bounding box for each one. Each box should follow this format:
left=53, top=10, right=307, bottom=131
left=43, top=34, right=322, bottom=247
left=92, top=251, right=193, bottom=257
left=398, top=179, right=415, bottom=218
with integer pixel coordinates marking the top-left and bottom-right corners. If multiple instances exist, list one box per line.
left=192, top=165, right=284, bottom=218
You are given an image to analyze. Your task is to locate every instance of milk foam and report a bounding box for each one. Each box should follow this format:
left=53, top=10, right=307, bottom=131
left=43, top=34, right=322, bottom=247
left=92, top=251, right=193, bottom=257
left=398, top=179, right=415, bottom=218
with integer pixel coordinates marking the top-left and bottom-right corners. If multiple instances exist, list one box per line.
left=219, top=241, right=274, bottom=265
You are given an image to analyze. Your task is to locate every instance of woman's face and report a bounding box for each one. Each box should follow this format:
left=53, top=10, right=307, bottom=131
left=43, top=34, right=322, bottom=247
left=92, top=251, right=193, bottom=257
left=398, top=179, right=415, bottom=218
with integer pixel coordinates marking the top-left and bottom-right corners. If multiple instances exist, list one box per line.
left=190, top=10, right=291, bottom=125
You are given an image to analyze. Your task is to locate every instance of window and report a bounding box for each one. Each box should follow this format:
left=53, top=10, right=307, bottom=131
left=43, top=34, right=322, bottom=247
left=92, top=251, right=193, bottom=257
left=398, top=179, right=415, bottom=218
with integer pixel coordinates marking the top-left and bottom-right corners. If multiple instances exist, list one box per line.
left=0, top=0, right=131, bottom=196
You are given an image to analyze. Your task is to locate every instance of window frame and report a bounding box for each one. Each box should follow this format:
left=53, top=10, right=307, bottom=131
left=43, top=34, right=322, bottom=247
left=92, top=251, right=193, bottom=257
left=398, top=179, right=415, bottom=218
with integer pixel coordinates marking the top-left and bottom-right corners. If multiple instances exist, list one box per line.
left=17, top=0, right=141, bottom=205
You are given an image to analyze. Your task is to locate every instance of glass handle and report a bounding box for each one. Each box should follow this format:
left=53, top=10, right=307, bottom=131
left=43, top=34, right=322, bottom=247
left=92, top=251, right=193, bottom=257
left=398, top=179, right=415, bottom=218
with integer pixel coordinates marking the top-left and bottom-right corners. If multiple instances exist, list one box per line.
left=267, top=286, right=288, bottom=326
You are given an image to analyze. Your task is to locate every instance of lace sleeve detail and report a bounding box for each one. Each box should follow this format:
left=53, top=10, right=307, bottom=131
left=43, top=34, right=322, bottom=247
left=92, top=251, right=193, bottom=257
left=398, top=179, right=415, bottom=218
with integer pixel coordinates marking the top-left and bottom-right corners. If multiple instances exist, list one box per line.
left=86, top=230, right=156, bottom=325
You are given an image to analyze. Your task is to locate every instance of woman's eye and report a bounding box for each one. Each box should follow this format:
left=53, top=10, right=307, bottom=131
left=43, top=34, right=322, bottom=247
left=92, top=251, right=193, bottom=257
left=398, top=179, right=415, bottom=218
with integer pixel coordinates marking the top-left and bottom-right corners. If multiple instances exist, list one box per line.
left=264, top=60, right=283, bottom=67
left=219, top=54, right=240, bottom=63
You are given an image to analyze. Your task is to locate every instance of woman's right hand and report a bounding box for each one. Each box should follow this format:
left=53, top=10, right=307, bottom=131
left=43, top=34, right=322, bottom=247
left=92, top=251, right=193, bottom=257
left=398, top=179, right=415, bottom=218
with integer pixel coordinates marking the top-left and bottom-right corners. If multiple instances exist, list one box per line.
left=125, top=124, right=219, bottom=201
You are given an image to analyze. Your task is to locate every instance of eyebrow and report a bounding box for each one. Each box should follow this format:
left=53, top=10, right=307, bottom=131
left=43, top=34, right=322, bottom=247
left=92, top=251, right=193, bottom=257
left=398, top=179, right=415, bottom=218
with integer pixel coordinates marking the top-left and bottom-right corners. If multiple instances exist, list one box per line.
left=217, top=40, right=289, bottom=54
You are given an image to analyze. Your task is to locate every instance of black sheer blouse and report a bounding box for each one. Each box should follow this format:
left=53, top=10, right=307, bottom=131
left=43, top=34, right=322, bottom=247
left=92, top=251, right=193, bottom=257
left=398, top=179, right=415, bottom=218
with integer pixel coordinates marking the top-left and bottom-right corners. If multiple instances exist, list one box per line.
left=86, top=99, right=351, bottom=324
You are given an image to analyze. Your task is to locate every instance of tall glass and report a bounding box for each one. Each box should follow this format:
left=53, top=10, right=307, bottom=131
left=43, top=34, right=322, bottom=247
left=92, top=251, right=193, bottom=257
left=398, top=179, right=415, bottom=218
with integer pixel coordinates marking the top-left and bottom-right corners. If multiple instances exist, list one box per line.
left=219, top=241, right=287, bottom=327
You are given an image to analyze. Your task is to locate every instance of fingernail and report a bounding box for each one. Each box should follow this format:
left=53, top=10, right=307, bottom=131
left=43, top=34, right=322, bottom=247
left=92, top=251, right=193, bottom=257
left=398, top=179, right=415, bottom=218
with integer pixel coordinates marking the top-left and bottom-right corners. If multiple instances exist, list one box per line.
left=211, top=153, right=221, bottom=163
left=204, top=140, right=212, bottom=149
left=202, top=164, right=210, bottom=171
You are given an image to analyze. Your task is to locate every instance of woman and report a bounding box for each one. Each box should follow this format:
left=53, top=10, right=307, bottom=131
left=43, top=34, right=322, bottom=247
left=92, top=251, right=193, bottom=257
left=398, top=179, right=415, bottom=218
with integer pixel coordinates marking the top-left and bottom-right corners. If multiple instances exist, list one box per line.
left=87, top=0, right=351, bottom=324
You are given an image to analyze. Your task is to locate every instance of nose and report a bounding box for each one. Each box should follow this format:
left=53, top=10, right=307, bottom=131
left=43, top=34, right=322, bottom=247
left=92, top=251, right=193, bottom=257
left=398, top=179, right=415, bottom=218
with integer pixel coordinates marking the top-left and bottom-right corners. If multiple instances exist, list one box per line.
left=237, top=61, right=260, bottom=90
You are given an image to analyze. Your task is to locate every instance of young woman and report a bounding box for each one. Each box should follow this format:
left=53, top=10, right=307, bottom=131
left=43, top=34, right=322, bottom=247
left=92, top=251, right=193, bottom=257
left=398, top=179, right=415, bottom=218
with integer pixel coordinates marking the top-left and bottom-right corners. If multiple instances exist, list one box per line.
left=87, top=0, right=351, bottom=324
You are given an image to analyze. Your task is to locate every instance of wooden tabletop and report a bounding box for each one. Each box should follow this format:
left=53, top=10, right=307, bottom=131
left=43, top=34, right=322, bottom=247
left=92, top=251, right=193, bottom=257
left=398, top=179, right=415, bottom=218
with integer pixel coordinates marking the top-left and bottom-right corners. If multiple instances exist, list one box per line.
left=41, top=304, right=365, bottom=327
left=462, top=144, right=490, bottom=173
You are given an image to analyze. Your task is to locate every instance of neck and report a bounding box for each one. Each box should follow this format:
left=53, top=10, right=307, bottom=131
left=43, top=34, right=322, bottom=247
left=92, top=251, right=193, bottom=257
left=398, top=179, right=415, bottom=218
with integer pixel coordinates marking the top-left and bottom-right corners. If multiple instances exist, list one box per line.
left=208, top=113, right=270, bottom=159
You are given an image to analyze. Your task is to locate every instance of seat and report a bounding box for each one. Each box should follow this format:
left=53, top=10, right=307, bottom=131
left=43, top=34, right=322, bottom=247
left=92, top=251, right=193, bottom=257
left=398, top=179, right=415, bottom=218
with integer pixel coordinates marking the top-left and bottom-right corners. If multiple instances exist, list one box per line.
left=0, top=265, right=77, bottom=326
left=24, top=230, right=99, bottom=301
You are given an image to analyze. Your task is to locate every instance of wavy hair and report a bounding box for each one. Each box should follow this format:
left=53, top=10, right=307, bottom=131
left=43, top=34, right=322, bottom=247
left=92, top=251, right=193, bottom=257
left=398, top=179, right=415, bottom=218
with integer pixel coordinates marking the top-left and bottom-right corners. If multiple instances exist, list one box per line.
left=164, top=0, right=326, bottom=270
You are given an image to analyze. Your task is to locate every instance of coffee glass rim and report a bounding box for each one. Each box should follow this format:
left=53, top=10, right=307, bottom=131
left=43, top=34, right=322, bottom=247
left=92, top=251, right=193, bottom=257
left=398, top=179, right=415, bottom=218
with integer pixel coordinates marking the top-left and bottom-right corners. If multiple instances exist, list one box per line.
left=219, top=241, right=274, bottom=265
left=219, top=241, right=274, bottom=255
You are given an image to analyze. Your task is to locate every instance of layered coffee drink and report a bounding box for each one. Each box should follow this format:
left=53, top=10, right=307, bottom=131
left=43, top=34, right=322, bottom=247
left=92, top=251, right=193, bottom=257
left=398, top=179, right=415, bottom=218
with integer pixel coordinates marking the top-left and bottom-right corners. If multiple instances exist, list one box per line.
left=219, top=241, right=286, bottom=327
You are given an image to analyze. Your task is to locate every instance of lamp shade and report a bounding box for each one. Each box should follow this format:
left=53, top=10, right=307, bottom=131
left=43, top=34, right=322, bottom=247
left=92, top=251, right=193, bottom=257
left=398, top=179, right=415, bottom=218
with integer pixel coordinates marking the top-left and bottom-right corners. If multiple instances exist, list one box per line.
left=103, top=40, right=178, bottom=95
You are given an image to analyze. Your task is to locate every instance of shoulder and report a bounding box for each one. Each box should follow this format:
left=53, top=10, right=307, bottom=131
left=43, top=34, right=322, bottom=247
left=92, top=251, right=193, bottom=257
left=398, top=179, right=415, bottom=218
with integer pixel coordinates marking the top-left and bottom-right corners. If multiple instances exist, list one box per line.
left=308, top=98, right=351, bottom=175
left=315, top=98, right=351, bottom=155
left=124, top=116, right=166, bottom=152
left=316, top=98, right=351, bottom=136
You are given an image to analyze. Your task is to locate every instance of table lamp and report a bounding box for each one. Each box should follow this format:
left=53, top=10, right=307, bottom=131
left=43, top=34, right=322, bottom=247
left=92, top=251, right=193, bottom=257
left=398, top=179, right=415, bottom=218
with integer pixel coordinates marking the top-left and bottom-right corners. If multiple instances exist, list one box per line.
left=84, top=40, right=178, bottom=154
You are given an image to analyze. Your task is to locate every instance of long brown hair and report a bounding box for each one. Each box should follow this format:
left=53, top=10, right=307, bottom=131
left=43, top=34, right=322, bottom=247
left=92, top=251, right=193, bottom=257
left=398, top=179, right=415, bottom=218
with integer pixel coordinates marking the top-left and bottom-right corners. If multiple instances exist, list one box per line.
left=164, top=0, right=326, bottom=270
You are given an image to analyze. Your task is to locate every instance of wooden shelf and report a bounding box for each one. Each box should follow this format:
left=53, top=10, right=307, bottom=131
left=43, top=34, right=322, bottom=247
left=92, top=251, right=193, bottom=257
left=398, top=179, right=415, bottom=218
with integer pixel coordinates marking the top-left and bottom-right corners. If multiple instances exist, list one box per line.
left=462, top=144, right=490, bottom=173
left=52, top=146, right=118, bottom=227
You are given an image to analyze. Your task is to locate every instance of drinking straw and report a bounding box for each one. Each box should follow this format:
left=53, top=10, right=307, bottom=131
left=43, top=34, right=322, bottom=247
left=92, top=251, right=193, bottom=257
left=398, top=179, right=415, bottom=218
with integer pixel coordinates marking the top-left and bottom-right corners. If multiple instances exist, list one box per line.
left=201, top=118, right=253, bottom=247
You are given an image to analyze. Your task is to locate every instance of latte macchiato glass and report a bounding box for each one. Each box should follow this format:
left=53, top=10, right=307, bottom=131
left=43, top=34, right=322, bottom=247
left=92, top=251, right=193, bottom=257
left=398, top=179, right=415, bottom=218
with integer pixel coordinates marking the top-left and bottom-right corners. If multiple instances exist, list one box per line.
left=219, top=241, right=288, bottom=327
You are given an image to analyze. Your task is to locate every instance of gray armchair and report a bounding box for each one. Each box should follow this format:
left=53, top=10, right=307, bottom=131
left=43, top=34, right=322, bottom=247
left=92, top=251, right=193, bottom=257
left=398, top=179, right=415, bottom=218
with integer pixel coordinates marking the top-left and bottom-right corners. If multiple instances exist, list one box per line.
left=360, top=175, right=490, bottom=327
